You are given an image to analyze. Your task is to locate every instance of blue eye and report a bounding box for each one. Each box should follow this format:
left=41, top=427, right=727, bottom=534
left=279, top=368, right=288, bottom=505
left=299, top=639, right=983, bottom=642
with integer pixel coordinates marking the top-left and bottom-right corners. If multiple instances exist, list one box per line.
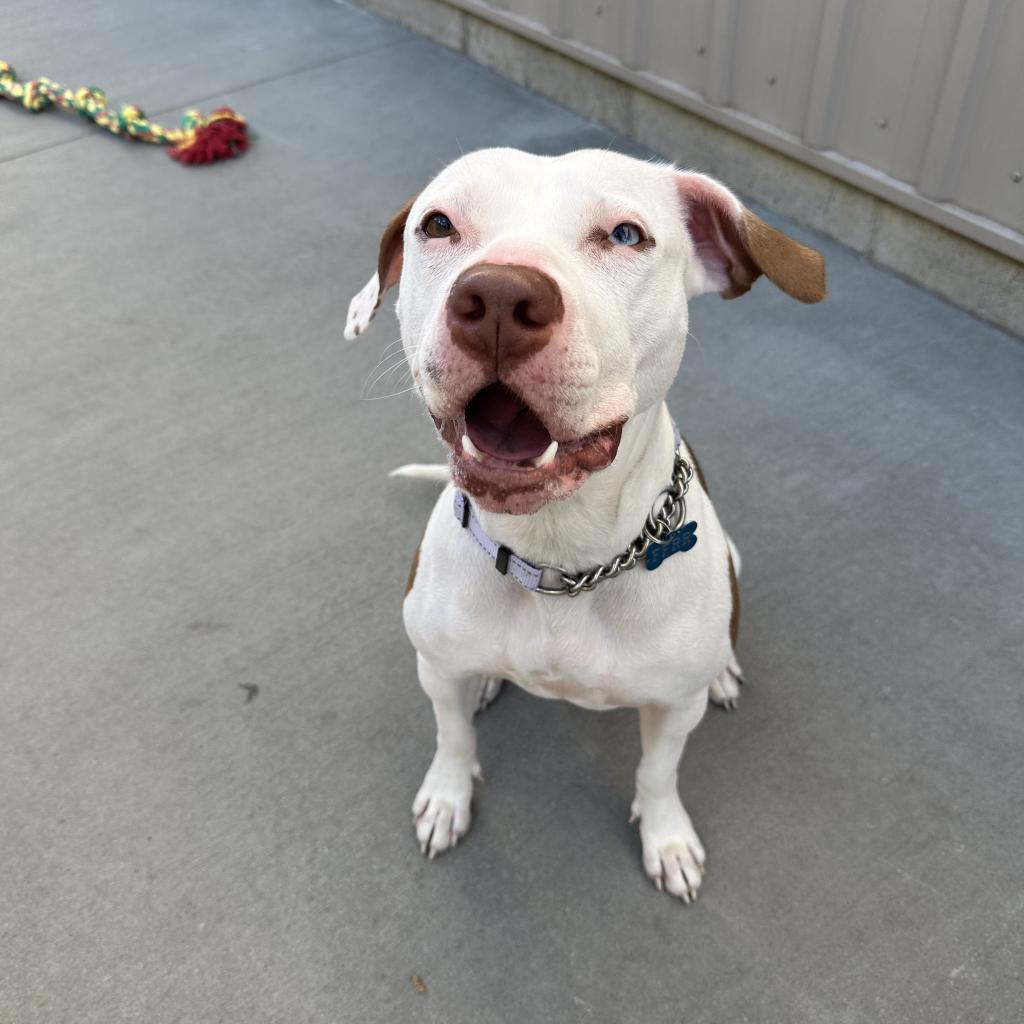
left=609, top=222, right=644, bottom=246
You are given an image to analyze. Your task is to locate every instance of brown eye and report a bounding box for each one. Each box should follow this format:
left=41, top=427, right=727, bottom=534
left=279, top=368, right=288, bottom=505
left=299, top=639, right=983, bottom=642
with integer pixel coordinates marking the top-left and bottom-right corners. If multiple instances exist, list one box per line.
left=422, top=212, right=455, bottom=238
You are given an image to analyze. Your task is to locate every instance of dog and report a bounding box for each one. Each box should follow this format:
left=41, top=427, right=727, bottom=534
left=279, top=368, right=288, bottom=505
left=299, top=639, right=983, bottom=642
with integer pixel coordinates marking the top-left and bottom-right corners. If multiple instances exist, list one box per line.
left=345, top=148, right=825, bottom=902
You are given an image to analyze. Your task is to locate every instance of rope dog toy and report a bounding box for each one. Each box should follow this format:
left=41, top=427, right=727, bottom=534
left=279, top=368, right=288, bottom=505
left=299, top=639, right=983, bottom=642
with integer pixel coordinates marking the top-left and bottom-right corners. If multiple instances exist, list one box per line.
left=0, top=60, right=249, bottom=165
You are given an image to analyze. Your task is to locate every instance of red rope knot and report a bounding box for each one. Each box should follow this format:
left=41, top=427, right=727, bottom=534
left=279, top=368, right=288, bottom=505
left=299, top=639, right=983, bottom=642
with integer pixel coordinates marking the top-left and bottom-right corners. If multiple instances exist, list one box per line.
left=168, top=107, right=249, bottom=165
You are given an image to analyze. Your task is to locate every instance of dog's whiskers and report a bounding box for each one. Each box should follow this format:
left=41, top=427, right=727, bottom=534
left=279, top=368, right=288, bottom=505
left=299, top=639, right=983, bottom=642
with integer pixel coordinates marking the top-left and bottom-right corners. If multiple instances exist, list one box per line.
left=362, top=340, right=408, bottom=376
left=362, top=354, right=408, bottom=385
left=361, top=356, right=412, bottom=398
left=362, top=383, right=419, bottom=401
left=369, top=338, right=405, bottom=366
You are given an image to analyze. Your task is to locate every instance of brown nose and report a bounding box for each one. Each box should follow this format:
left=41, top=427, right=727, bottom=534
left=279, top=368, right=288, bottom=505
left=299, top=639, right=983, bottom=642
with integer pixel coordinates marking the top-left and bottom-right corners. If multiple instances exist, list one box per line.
left=447, top=263, right=564, bottom=368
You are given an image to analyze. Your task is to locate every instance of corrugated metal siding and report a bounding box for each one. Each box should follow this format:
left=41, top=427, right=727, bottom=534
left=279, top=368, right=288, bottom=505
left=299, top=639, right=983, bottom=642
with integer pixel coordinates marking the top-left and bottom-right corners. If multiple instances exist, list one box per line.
left=442, top=0, right=1024, bottom=260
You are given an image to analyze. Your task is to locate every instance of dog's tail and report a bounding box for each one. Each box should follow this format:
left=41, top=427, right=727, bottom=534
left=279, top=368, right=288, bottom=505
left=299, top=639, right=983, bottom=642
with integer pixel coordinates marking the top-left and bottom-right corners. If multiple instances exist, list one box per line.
left=389, top=463, right=449, bottom=483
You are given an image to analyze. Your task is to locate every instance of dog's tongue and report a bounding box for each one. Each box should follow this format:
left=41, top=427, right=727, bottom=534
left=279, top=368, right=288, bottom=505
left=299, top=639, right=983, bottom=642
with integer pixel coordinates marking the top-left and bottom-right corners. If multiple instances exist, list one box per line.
left=465, top=384, right=553, bottom=461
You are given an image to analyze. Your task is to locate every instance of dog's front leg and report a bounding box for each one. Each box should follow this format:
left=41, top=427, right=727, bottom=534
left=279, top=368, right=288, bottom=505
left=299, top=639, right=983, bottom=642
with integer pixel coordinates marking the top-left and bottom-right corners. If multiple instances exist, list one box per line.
left=631, top=693, right=709, bottom=902
left=412, top=653, right=482, bottom=859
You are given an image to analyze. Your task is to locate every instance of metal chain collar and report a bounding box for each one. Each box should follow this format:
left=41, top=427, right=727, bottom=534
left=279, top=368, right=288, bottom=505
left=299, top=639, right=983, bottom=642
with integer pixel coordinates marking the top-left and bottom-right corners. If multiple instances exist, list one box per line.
left=535, top=452, right=695, bottom=596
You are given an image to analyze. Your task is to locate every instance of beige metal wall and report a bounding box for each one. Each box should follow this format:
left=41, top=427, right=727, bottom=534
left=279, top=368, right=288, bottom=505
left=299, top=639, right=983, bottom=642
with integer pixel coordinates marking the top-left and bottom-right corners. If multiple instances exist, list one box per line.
left=441, top=0, right=1024, bottom=262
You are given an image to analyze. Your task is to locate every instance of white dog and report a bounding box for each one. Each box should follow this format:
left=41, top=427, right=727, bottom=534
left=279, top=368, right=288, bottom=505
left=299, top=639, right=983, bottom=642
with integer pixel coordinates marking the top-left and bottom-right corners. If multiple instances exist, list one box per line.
left=345, top=148, right=825, bottom=902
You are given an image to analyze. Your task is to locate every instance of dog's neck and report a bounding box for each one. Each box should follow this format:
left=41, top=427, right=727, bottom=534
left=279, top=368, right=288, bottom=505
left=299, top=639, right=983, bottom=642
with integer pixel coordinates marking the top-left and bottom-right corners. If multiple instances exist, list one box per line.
left=472, top=403, right=677, bottom=572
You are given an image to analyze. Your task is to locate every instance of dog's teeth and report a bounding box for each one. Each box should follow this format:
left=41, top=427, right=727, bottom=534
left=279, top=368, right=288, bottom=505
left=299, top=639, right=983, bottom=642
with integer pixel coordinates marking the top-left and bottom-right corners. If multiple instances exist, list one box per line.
left=532, top=440, right=559, bottom=468
left=462, top=434, right=486, bottom=463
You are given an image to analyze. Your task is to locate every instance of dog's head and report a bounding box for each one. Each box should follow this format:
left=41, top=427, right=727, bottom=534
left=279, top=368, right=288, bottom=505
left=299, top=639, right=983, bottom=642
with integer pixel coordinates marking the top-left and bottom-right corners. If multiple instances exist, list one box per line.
left=346, top=148, right=825, bottom=514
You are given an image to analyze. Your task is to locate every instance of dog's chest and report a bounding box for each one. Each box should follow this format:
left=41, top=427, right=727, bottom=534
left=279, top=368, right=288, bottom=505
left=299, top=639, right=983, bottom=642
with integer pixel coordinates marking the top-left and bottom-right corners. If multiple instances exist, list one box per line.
left=502, top=639, right=626, bottom=709
left=444, top=584, right=717, bottom=709
left=405, top=480, right=732, bottom=709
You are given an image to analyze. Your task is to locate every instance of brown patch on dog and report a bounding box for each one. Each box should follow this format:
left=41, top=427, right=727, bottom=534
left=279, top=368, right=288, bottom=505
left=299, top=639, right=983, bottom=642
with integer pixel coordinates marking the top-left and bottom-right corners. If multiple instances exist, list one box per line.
left=728, top=553, right=741, bottom=649
left=737, top=210, right=826, bottom=304
left=375, top=194, right=418, bottom=309
left=680, top=434, right=709, bottom=494
left=455, top=469, right=560, bottom=507
left=405, top=542, right=421, bottom=596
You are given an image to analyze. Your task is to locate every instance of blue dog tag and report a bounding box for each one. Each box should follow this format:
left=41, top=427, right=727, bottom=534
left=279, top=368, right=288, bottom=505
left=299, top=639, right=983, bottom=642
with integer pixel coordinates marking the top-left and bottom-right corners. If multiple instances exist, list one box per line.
left=645, top=521, right=698, bottom=570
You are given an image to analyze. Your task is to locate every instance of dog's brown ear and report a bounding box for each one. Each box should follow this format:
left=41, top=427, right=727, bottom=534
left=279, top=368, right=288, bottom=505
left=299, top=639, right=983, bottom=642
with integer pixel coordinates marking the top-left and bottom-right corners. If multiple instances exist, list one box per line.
left=344, top=195, right=418, bottom=339
left=674, top=172, right=825, bottom=303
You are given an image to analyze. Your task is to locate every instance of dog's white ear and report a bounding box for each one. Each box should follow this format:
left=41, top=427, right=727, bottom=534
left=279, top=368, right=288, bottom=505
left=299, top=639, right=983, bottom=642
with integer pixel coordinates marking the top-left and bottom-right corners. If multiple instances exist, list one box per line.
left=344, top=195, right=418, bottom=339
left=674, top=171, right=826, bottom=303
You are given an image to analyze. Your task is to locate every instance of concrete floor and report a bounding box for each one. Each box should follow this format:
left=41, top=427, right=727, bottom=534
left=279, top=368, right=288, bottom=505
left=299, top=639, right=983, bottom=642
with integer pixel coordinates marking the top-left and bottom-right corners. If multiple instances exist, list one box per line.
left=2, top=2, right=1022, bottom=1021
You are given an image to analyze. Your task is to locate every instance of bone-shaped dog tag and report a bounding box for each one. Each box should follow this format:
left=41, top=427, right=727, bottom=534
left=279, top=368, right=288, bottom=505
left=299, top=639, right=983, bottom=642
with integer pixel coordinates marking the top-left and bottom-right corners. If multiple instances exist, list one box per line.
left=645, top=521, right=698, bottom=570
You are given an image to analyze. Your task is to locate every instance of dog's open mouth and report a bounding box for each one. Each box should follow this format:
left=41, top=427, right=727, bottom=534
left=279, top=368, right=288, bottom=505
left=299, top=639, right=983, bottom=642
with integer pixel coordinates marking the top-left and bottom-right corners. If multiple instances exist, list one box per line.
left=464, top=383, right=558, bottom=467
left=434, top=383, right=624, bottom=512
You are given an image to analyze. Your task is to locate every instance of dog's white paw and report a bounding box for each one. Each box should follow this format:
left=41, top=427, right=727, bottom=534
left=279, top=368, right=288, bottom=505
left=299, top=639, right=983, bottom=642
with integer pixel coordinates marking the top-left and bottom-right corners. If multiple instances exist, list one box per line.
left=708, top=654, right=744, bottom=711
left=469, top=675, right=504, bottom=715
left=412, top=756, right=480, bottom=859
left=631, top=795, right=707, bottom=903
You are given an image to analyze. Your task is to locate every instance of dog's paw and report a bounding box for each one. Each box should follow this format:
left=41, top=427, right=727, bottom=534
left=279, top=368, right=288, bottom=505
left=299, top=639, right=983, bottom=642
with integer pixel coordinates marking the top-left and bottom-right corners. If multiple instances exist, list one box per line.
left=708, top=654, right=744, bottom=711
left=412, top=756, right=480, bottom=859
left=631, top=795, right=706, bottom=903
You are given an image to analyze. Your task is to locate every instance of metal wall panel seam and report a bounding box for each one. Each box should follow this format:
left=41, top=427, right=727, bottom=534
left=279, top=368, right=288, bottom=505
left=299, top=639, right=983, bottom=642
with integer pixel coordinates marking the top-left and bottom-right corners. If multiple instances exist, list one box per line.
left=705, top=0, right=740, bottom=106
left=802, top=0, right=863, bottom=150
left=917, top=0, right=1008, bottom=201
